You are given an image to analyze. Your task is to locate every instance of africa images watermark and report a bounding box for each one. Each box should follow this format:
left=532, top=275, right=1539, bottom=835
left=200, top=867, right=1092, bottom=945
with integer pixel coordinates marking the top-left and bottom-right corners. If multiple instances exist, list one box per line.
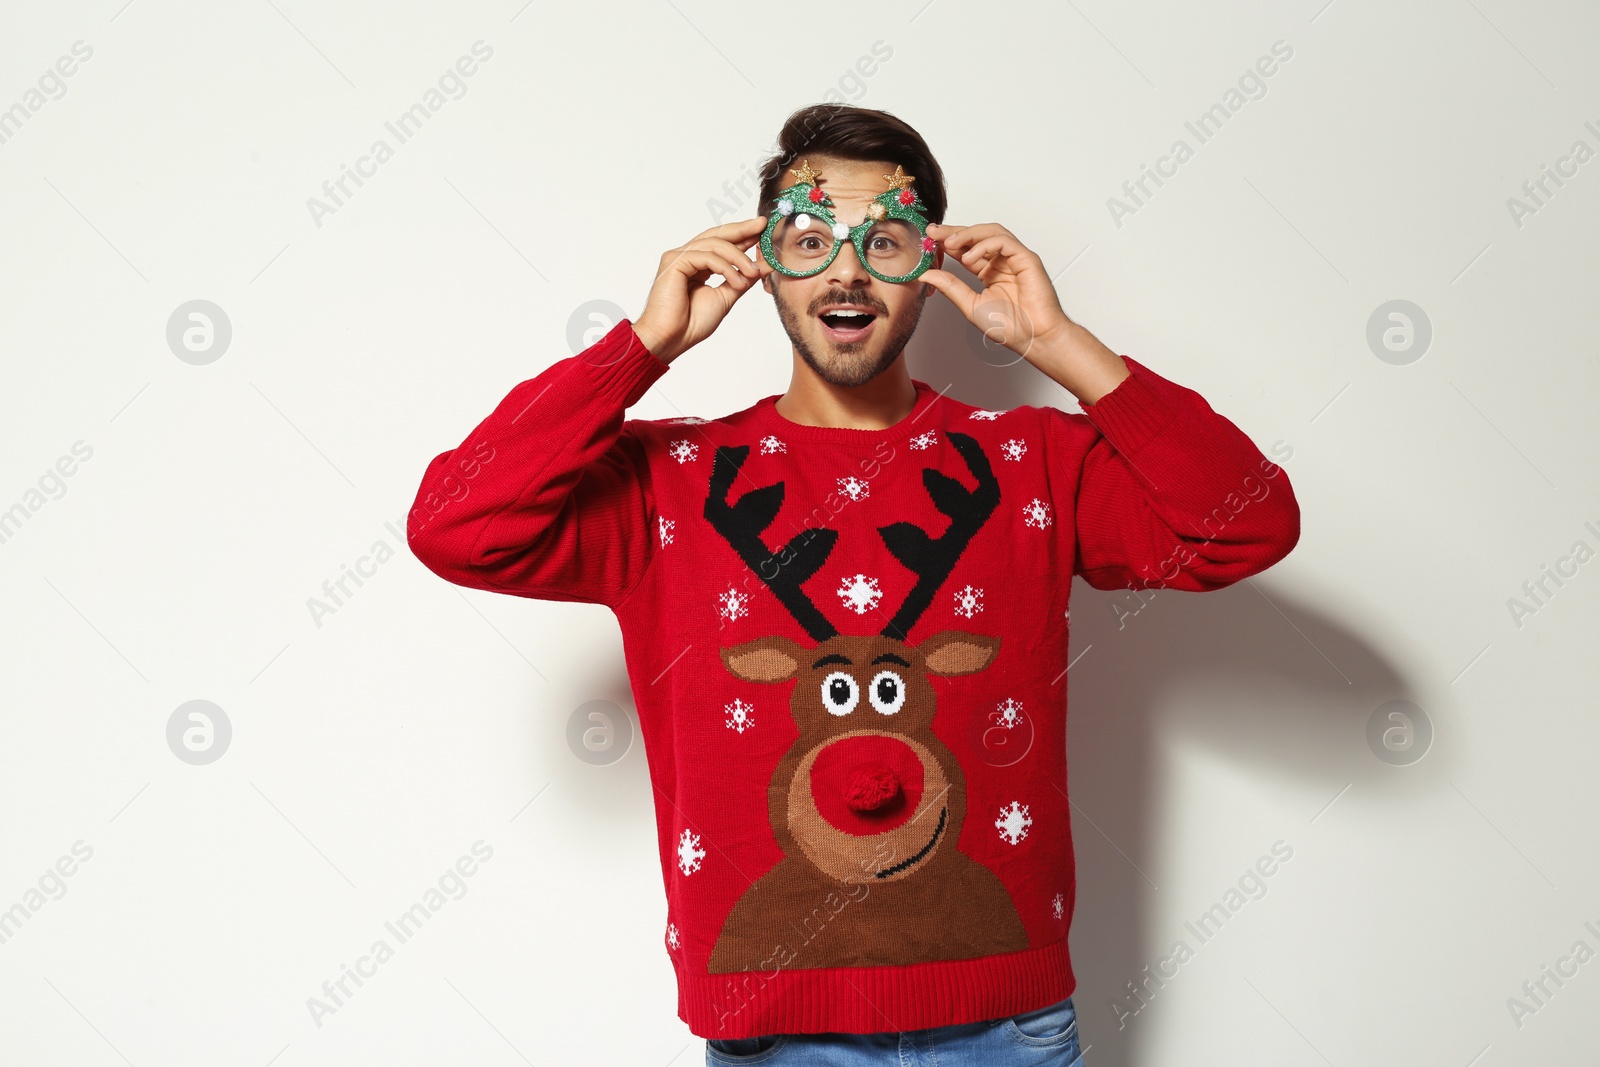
left=1505, top=517, right=1600, bottom=630
left=1107, top=439, right=1296, bottom=630
left=1106, top=39, right=1295, bottom=228
left=0, top=40, right=95, bottom=148
left=306, top=40, right=494, bottom=229
left=306, top=840, right=495, bottom=1028
left=310, top=437, right=496, bottom=628
left=1504, top=119, right=1600, bottom=230
left=0, top=439, right=94, bottom=550
left=1109, top=839, right=1295, bottom=1030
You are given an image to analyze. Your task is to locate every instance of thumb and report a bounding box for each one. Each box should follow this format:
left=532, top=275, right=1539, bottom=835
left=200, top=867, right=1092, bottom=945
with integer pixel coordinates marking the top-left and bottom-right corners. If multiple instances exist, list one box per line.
left=919, top=268, right=978, bottom=321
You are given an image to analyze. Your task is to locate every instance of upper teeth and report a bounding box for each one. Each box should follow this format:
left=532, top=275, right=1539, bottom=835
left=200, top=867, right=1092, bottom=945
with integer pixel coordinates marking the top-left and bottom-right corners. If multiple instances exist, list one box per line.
left=828, top=310, right=869, bottom=317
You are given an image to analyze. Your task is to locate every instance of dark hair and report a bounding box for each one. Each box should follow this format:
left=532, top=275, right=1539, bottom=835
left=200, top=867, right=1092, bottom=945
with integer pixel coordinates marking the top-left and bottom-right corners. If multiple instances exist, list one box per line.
left=756, top=104, right=947, bottom=225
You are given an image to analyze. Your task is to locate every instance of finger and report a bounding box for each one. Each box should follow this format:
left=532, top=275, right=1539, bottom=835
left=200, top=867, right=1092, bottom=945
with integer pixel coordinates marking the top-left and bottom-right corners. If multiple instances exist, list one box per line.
left=660, top=247, right=735, bottom=284
left=918, top=268, right=979, bottom=321
left=664, top=243, right=755, bottom=283
left=689, top=237, right=763, bottom=279
left=696, top=216, right=771, bottom=247
left=939, top=223, right=1012, bottom=255
left=958, top=235, right=1015, bottom=276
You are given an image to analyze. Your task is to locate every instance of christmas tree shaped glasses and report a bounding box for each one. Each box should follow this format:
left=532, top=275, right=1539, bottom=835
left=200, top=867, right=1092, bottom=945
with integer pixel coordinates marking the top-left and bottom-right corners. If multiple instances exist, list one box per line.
left=760, top=160, right=937, bottom=284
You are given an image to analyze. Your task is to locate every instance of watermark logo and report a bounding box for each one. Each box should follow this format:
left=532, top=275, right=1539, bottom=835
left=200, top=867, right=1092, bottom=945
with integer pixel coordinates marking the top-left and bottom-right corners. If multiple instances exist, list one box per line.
left=568, top=299, right=629, bottom=356
left=965, top=301, right=1034, bottom=367
left=167, top=699, right=232, bottom=765
left=167, top=300, right=232, bottom=365
left=567, top=699, right=634, bottom=766
left=1366, top=300, right=1431, bottom=365
left=1366, top=699, right=1431, bottom=766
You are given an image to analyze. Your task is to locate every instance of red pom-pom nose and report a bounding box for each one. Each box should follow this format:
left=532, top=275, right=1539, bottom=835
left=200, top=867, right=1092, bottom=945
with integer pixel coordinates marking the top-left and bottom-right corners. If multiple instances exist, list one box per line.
left=844, top=763, right=902, bottom=812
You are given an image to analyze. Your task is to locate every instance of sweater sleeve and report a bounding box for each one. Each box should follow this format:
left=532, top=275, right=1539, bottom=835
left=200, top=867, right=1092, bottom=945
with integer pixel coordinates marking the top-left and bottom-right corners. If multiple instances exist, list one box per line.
left=1047, top=356, right=1300, bottom=592
left=406, top=318, right=672, bottom=609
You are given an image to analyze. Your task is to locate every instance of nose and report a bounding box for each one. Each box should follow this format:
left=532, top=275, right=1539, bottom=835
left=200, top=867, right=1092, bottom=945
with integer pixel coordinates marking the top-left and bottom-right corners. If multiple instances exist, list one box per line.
left=823, top=233, right=870, bottom=288
left=845, top=762, right=900, bottom=812
left=809, top=734, right=925, bottom=835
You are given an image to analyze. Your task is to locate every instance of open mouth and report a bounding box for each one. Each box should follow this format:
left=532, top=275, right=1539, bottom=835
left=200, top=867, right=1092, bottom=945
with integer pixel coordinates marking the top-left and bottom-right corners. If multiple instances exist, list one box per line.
left=817, top=308, right=878, bottom=343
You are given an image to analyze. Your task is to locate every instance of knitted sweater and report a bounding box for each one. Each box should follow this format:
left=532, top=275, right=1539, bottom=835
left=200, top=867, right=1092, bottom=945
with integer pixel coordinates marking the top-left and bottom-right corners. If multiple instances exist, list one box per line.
left=405, top=318, right=1300, bottom=1039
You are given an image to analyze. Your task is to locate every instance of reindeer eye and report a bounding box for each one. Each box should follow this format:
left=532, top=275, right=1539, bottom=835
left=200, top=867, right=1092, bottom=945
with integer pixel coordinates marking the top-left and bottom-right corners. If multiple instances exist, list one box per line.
left=821, top=671, right=860, bottom=716
left=868, top=670, right=906, bottom=715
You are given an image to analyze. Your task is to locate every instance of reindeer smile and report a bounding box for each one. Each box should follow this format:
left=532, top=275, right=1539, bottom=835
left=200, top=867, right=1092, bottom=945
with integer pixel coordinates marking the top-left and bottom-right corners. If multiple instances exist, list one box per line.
left=875, top=803, right=948, bottom=878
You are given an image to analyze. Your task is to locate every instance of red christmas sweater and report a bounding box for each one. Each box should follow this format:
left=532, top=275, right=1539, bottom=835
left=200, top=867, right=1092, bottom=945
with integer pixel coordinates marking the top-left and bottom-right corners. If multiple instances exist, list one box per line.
left=405, top=318, right=1300, bottom=1039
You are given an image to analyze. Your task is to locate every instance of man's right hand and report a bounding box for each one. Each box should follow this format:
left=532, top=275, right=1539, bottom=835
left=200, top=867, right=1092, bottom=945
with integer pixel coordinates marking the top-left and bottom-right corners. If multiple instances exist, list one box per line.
left=632, top=216, right=774, bottom=364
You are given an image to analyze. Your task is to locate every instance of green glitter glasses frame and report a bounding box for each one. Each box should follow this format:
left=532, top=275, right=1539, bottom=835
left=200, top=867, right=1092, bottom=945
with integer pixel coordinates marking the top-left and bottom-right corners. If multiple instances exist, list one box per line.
left=758, top=160, right=938, bottom=284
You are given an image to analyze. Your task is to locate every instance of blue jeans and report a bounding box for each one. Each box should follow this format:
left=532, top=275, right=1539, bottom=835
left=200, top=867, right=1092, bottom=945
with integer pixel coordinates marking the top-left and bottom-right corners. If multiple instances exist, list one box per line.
left=705, top=995, right=1083, bottom=1066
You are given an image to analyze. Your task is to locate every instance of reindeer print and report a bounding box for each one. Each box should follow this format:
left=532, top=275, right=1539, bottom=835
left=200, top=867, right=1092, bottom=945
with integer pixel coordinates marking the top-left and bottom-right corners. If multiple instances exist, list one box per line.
left=702, top=432, right=1031, bottom=972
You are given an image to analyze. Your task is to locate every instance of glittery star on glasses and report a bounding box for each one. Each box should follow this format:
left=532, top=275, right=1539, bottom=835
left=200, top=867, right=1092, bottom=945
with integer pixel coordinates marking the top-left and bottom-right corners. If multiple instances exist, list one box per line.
left=789, top=159, right=822, bottom=186
left=882, top=165, right=916, bottom=191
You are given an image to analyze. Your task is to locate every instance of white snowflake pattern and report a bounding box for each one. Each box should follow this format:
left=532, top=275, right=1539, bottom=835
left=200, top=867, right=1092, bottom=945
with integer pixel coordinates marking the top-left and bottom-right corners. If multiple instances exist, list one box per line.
left=667, top=439, right=699, bottom=464
left=993, top=697, right=1025, bottom=729
left=837, top=573, right=883, bottom=615
left=1001, top=438, right=1027, bottom=461
left=725, top=698, right=756, bottom=733
left=718, top=586, right=750, bottom=621
left=666, top=416, right=709, bottom=425
left=953, top=584, right=985, bottom=618
left=910, top=430, right=939, bottom=450
left=658, top=516, right=675, bottom=546
left=837, top=475, right=870, bottom=502
left=1022, top=498, right=1053, bottom=529
left=666, top=921, right=681, bottom=949
left=676, top=829, right=707, bottom=875
left=996, top=801, right=1033, bottom=845
left=969, top=409, right=1006, bottom=421
left=759, top=434, right=787, bottom=454
left=1051, top=893, right=1065, bottom=920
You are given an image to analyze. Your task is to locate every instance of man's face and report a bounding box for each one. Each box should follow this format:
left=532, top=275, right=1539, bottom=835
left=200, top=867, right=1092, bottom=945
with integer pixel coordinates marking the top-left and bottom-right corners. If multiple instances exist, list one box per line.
left=760, top=155, right=942, bottom=388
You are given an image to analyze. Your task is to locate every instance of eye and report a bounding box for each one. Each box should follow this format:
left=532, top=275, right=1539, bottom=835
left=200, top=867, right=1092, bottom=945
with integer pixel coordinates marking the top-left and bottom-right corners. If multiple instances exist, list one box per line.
left=821, top=671, right=860, bottom=716
left=868, top=670, right=906, bottom=715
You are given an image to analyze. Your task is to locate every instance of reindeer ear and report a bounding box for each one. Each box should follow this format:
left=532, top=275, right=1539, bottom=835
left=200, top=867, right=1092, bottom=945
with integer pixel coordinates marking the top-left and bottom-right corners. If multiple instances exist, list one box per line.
left=919, top=631, right=1001, bottom=676
left=721, top=636, right=806, bottom=683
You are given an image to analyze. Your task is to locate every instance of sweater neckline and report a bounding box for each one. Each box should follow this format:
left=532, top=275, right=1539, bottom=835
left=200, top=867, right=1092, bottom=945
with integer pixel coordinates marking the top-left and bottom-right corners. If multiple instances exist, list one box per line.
left=754, top=378, right=941, bottom=444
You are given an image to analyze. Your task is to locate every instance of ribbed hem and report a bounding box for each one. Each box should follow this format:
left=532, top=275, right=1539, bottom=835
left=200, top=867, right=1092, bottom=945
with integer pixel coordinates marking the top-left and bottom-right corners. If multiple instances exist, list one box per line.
left=578, top=317, right=671, bottom=408
left=1077, top=356, right=1178, bottom=453
left=678, top=939, right=1075, bottom=1039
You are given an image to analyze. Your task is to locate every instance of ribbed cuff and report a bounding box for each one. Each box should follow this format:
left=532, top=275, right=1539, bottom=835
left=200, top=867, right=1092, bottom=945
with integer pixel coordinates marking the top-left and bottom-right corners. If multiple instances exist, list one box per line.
left=578, top=317, right=671, bottom=409
left=1076, top=356, right=1178, bottom=453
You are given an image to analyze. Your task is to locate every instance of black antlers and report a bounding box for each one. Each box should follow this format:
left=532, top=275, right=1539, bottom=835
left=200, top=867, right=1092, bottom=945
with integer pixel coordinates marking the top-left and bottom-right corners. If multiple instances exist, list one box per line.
left=703, top=431, right=999, bottom=641
left=705, top=444, right=841, bottom=641
left=876, top=431, right=999, bottom=640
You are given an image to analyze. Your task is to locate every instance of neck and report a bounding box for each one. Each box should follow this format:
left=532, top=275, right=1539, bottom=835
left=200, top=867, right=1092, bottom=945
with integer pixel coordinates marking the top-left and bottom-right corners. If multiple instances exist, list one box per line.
left=775, top=359, right=918, bottom=430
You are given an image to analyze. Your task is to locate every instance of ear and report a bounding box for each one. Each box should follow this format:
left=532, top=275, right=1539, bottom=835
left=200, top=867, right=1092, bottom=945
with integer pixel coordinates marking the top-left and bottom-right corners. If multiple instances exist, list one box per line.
left=918, top=630, right=1000, bottom=676
left=721, top=636, right=806, bottom=683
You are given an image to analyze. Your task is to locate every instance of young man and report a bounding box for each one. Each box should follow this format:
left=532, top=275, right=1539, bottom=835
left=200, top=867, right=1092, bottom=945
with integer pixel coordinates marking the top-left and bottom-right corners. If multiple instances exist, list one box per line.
left=406, top=104, right=1300, bottom=1065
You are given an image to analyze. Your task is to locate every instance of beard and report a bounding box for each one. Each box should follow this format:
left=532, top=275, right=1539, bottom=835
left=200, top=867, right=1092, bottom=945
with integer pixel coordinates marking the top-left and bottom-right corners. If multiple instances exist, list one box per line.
left=770, top=281, right=928, bottom=388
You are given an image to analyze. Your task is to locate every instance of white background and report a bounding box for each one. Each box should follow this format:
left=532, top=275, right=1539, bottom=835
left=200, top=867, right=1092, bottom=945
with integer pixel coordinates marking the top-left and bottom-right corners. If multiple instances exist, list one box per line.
left=2, top=1, right=1597, bottom=1064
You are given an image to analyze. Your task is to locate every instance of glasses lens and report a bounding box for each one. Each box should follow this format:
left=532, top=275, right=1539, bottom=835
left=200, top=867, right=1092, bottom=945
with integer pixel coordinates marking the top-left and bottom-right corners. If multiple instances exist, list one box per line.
left=862, top=219, right=925, bottom=279
left=769, top=211, right=836, bottom=274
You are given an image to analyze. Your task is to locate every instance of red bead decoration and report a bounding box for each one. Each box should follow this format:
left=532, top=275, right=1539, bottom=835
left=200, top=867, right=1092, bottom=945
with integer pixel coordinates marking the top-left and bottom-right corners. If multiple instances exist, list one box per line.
left=921, top=236, right=936, bottom=253
left=898, top=189, right=916, bottom=206
left=809, top=187, right=825, bottom=203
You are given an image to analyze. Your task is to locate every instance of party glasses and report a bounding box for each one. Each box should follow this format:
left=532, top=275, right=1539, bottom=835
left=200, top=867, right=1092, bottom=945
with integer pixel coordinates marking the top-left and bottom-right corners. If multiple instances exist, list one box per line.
left=759, top=160, right=937, bottom=284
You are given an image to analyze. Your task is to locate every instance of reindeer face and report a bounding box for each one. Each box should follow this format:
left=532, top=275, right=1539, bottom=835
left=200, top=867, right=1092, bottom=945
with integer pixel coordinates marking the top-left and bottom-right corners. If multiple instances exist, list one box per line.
left=722, top=630, right=998, bottom=882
